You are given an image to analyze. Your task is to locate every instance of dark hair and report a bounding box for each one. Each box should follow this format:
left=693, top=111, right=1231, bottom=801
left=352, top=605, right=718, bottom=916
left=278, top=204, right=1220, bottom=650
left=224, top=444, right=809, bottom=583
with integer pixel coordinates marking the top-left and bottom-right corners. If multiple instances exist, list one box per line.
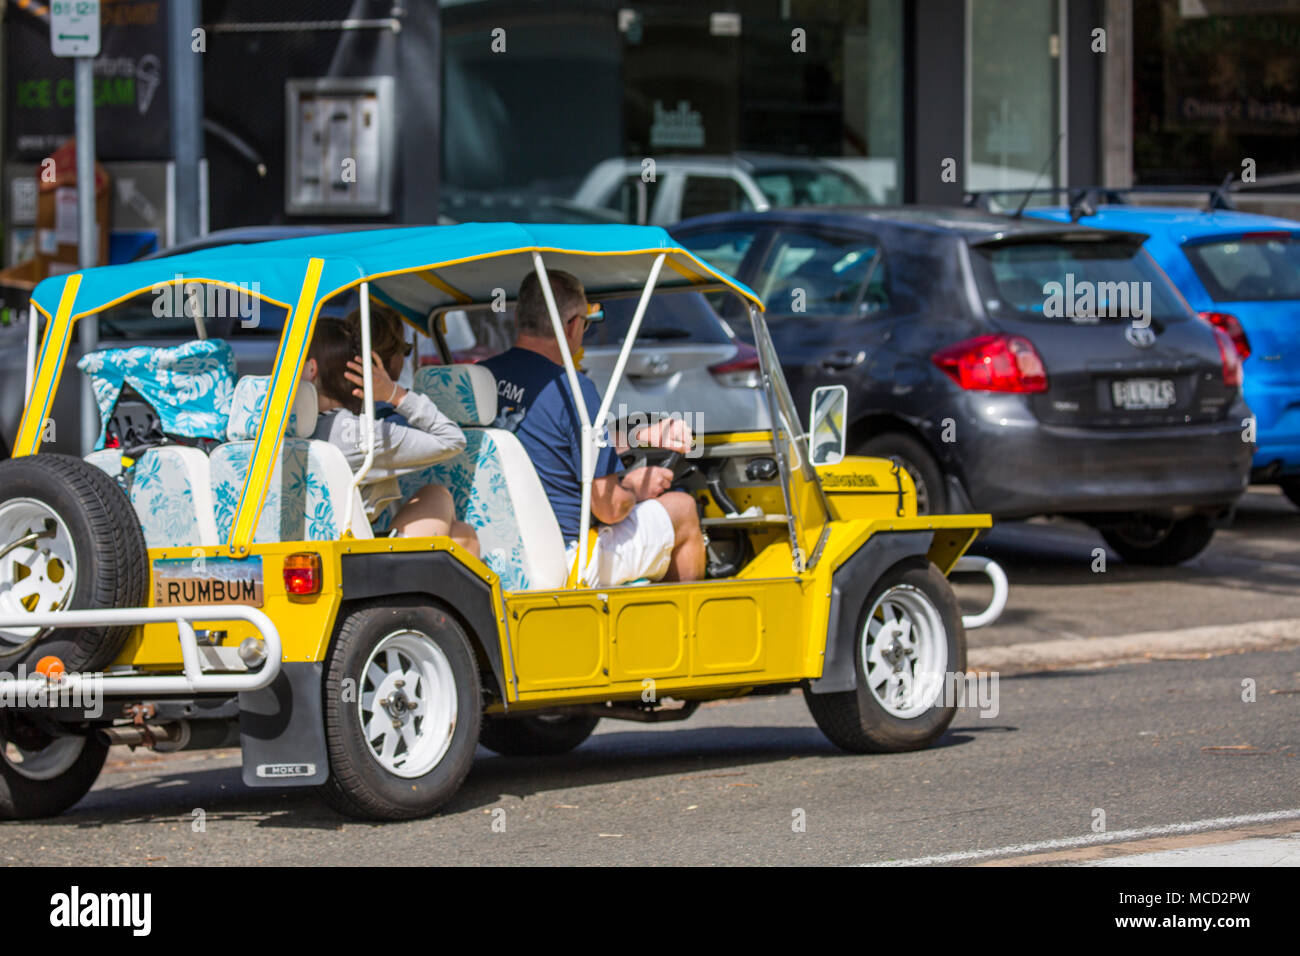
left=516, top=270, right=586, bottom=336
left=345, top=301, right=410, bottom=365
left=308, top=317, right=362, bottom=414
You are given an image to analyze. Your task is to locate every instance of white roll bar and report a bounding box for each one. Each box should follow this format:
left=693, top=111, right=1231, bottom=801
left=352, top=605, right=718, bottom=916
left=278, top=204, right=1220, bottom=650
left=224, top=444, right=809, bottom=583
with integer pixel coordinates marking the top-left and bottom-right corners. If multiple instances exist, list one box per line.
left=342, top=281, right=377, bottom=535
left=952, top=555, right=1009, bottom=630
left=25, top=304, right=37, bottom=404
left=0, top=605, right=282, bottom=696
left=530, top=251, right=666, bottom=584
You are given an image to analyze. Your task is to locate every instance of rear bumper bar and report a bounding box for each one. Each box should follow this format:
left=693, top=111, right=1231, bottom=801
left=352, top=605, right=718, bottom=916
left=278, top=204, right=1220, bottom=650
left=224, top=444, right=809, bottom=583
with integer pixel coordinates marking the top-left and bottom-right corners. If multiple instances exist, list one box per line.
left=0, top=605, right=281, bottom=698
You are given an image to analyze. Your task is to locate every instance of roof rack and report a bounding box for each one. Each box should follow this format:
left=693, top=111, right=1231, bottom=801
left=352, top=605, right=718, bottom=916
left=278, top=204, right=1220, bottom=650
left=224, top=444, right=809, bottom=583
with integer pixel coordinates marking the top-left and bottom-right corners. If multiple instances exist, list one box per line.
left=965, top=181, right=1241, bottom=219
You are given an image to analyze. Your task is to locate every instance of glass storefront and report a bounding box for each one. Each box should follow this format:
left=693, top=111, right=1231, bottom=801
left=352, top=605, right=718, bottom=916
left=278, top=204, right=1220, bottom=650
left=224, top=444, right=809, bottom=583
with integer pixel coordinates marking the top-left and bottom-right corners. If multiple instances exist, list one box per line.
left=965, top=0, right=1062, bottom=191
left=1133, top=0, right=1300, bottom=185
left=440, top=0, right=905, bottom=221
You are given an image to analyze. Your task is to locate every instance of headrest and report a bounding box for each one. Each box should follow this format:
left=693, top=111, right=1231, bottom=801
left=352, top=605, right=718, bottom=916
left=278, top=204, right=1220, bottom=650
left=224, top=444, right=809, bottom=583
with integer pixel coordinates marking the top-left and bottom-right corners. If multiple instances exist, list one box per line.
left=413, top=364, right=498, bottom=426
left=226, top=376, right=318, bottom=441
left=76, top=339, right=236, bottom=450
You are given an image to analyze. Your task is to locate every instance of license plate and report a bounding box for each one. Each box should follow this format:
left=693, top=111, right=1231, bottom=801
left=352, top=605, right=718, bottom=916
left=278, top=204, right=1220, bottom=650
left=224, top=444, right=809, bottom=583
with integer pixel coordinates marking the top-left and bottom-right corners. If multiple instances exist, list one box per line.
left=153, top=556, right=264, bottom=607
left=1111, top=378, right=1176, bottom=410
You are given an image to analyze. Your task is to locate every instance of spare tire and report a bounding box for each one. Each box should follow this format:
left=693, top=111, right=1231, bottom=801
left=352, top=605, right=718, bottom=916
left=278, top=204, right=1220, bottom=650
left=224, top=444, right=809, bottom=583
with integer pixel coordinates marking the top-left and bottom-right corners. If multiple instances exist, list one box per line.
left=0, top=454, right=148, bottom=672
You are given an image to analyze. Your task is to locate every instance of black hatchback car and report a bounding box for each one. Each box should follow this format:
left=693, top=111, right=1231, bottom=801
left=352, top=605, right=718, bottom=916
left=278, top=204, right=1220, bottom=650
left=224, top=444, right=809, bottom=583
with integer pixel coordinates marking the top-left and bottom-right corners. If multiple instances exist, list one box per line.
left=673, top=207, right=1254, bottom=564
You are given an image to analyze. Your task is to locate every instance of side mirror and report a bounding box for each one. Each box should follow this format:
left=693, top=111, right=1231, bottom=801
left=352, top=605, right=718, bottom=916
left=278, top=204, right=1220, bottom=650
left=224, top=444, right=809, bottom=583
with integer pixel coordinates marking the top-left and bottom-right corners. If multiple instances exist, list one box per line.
left=808, top=385, right=848, bottom=466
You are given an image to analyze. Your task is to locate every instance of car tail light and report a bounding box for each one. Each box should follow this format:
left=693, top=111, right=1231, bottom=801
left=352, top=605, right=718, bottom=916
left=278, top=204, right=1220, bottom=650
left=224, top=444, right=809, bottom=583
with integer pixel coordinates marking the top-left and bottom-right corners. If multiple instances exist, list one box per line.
left=1211, top=327, right=1243, bottom=387
left=1199, top=311, right=1251, bottom=360
left=283, top=552, right=322, bottom=596
left=932, top=334, right=1048, bottom=393
left=709, top=343, right=762, bottom=388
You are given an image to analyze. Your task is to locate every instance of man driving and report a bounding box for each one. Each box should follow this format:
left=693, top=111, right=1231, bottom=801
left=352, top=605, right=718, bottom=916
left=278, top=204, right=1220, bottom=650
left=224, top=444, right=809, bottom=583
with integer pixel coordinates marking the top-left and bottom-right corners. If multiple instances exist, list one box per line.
left=481, top=270, right=705, bottom=586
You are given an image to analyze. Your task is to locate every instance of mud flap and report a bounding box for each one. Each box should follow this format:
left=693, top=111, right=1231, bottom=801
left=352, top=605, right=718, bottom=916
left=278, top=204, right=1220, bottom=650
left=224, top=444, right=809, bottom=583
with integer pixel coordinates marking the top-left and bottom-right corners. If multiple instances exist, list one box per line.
left=238, top=662, right=328, bottom=787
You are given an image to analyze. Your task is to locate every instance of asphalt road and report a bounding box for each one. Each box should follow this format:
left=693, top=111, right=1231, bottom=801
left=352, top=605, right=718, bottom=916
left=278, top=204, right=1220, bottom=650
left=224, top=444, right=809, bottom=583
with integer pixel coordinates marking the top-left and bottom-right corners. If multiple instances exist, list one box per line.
left=4, top=489, right=1297, bottom=865
left=3, top=645, right=1296, bottom=866
left=953, top=486, right=1300, bottom=647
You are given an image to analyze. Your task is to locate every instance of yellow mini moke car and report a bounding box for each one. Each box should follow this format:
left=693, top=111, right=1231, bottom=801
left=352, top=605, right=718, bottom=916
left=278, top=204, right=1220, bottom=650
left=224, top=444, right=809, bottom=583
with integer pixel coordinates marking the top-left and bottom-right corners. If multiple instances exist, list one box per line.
left=0, top=224, right=990, bottom=820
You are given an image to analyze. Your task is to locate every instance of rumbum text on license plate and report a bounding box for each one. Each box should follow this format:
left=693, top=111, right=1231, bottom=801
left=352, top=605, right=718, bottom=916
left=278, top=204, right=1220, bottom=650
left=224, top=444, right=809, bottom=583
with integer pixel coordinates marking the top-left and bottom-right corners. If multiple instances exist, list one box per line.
left=1111, top=378, right=1176, bottom=410
left=153, top=556, right=264, bottom=607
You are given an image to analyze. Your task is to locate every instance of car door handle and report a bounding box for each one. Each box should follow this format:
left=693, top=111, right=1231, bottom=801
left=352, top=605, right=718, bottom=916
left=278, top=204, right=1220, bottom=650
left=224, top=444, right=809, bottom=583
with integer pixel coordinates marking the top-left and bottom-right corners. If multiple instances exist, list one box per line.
left=821, top=350, right=866, bottom=371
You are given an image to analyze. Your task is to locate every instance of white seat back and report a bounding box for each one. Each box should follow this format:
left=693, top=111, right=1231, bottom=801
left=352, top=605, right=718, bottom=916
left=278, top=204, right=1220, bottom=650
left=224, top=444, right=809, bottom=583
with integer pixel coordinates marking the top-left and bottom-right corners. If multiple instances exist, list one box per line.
left=86, top=446, right=219, bottom=549
left=400, top=365, right=567, bottom=591
left=210, top=377, right=372, bottom=543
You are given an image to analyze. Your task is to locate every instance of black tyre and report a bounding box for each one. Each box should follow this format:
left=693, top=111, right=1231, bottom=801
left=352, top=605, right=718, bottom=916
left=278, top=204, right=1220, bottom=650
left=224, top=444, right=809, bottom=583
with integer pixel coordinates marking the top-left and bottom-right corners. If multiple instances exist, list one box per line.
left=804, top=559, right=965, bottom=754
left=0, top=717, right=108, bottom=820
left=1101, top=513, right=1215, bottom=566
left=0, top=454, right=147, bottom=672
left=858, top=433, right=947, bottom=515
left=1280, top=478, right=1300, bottom=510
left=479, top=713, right=600, bottom=756
left=320, top=600, right=481, bottom=820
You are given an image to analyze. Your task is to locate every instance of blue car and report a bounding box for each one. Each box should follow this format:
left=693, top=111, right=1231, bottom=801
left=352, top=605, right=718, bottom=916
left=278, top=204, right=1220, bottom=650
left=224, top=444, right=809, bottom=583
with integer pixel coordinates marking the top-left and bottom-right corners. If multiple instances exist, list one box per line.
left=1026, top=204, right=1300, bottom=507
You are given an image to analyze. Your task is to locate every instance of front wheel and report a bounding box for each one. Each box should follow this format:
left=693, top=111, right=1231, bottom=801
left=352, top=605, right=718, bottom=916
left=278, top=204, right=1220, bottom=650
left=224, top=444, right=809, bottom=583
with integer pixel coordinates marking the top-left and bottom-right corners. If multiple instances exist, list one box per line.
left=0, top=717, right=108, bottom=820
left=1100, top=513, right=1215, bottom=566
left=320, top=601, right=481, bottom=820
left=804, top=559, right=964, bottom=753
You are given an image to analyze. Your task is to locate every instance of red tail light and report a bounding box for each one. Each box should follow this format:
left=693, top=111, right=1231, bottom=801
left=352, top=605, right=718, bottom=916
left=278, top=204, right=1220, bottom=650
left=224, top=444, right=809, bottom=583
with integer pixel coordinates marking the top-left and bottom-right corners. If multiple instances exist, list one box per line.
left=709, top=342, right=762, bottom=388
left=283, top=552, right=322, bottom=596
left=1211, top=327, right=1243, bottom=387
left=1199, top=312, right=1251, bottom=360
left=932, top=335, right=1048, bottom=393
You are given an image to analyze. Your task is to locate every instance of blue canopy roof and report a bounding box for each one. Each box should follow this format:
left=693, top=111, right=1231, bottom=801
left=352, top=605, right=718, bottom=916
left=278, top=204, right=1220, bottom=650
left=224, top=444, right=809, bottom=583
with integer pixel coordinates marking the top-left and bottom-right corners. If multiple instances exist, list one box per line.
left=29, top=222, right=762, bottom=323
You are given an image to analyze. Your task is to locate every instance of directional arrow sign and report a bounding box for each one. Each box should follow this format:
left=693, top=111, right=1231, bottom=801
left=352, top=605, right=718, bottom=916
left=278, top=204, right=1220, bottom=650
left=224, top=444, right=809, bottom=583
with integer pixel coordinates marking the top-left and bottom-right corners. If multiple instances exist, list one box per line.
left=50, top=1, right=101, bottom=58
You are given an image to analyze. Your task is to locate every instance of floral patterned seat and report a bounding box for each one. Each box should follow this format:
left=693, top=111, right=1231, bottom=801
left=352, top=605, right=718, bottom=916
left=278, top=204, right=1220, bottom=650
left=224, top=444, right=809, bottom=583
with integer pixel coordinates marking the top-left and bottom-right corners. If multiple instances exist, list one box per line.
left=79, top=342, right=230, bottom=549
left=396, top=365, right=567, bottom=591
left=210, top=377, right=373, bottom=544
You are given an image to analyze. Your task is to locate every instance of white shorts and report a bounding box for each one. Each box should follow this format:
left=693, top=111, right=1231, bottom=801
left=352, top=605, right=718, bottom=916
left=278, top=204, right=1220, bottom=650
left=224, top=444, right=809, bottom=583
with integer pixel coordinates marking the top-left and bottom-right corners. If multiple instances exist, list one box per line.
left=568, top=498, right=676, bottom=588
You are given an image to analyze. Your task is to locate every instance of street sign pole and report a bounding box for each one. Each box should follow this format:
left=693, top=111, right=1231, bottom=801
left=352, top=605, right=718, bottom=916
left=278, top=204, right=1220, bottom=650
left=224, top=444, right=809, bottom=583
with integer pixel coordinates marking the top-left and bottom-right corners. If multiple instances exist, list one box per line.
left=75, top=56, right=98, bottom=456
left=51, top=0, right=103, bottom=454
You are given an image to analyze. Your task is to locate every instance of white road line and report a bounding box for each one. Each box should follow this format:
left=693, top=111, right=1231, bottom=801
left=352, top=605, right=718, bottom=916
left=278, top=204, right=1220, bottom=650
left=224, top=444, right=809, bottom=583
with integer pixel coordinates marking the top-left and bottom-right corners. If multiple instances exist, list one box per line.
left=865, top=808, right=1300, bottom=867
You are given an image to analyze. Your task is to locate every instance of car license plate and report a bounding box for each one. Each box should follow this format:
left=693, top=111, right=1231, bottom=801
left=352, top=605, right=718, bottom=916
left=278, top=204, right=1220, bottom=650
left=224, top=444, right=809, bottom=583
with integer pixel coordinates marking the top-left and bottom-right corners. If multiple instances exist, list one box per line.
left=153, top=556, right=264, bottom=607
left=1111, top=378, right=1175, bottom=410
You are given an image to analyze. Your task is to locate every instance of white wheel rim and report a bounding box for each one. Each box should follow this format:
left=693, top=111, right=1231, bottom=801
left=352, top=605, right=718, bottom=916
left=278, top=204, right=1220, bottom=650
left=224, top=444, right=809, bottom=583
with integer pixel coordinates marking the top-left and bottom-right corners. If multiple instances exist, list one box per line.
left=861, top=584, right=948, bottom=719
left=0, top=498, right=78, bottom=645
left=358, top=630, right=458, bottom=778
left=1, top=735, right=85, bottom=781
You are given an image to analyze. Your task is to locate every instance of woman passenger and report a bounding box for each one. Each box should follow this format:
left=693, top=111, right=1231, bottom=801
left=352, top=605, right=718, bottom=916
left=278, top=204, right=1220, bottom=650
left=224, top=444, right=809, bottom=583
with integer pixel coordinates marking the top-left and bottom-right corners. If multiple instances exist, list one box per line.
left=303, top=317, right=481, bottom=557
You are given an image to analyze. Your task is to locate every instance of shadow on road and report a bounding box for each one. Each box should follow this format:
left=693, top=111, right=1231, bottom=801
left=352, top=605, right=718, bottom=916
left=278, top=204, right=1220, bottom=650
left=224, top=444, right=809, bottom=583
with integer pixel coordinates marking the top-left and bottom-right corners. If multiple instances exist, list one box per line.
left=21, top=722, right=979, bottom=828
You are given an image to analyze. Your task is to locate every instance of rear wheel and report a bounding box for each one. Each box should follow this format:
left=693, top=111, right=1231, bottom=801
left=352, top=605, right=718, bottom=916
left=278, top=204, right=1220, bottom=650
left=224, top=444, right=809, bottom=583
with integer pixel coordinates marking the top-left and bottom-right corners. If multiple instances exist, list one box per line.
left=0, top=454, right=148, bottom=672
left=1280, top=478, right=1300, bottom=510
left=858, top=433, right=947, bottom=515
left=0, top=716, right=107, bottom=820
left=1101, top=513, right=1215, bottom=566
left=479, top=714, right=600, bottom=756
left=320, top=601, right=481, bottom=820
left=804, top=559, right=964, bottom=753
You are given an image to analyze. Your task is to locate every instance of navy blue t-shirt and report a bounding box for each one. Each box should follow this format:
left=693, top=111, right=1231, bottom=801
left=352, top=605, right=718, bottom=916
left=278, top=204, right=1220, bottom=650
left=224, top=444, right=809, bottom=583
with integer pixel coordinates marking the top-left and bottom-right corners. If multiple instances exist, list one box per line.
left=480, top=347, right=623, bottom=544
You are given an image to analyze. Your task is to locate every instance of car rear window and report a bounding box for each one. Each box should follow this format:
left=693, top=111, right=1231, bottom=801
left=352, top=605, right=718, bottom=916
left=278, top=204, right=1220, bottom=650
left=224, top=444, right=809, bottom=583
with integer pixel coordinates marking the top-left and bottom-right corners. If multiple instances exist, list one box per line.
left=1183, top=233, right=1300, bottom=302
left=970, top=239, right=1189, bottom=323
left=435, top=291, right=730, bottom=363
left=587, top=292, right=731, bottom=346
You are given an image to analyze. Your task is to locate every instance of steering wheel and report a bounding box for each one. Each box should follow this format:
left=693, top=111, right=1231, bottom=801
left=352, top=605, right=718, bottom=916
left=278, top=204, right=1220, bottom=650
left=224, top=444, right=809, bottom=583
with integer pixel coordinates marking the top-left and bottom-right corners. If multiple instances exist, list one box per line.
left=620, top=448, right=695, bottom=483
